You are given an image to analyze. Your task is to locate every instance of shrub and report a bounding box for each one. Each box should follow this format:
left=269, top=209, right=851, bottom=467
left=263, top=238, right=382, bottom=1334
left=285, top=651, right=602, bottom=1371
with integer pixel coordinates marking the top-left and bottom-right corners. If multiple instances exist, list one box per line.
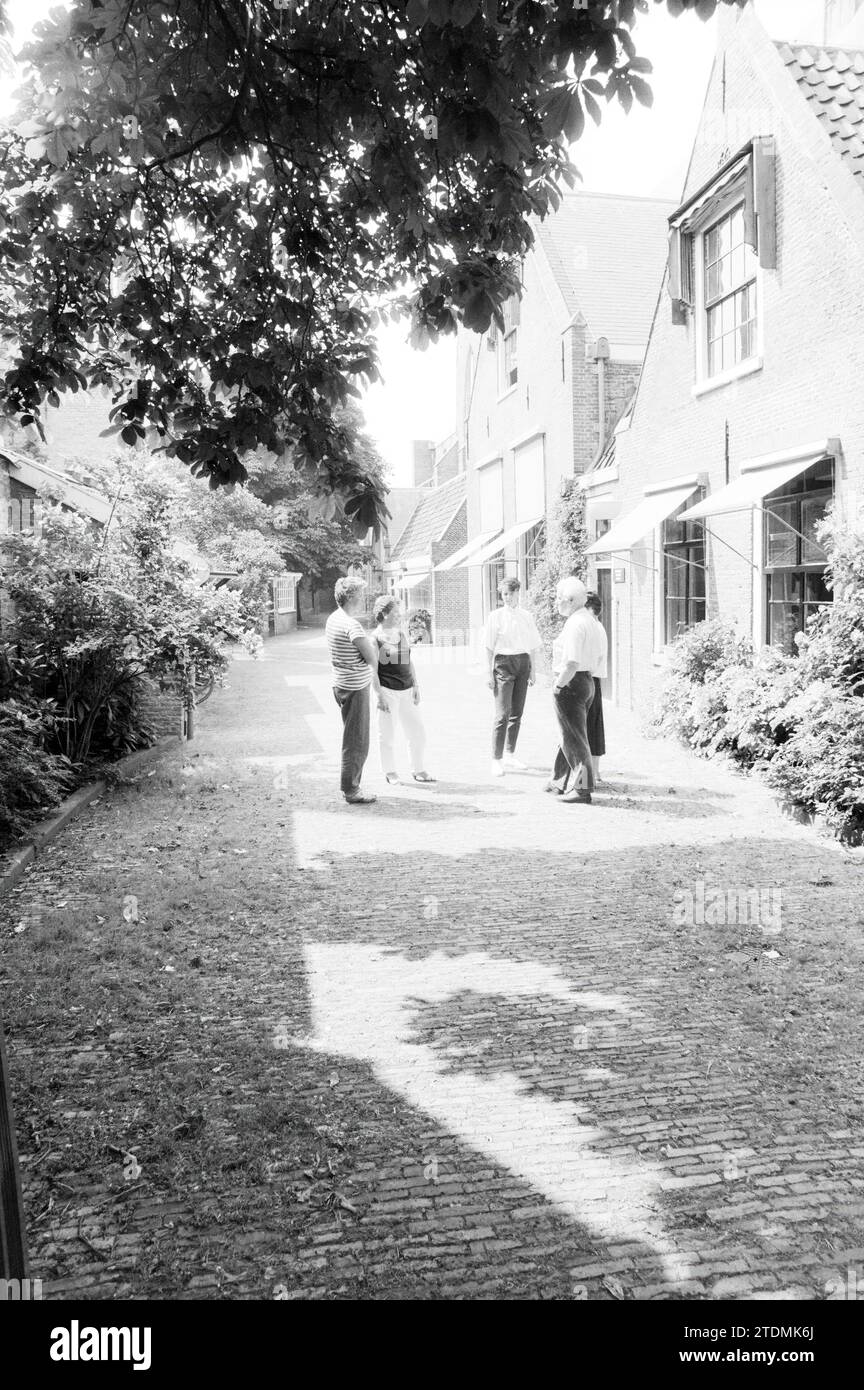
left=0, top=698, right=72, bottom=844
left=652, top=512, right=864, bottom=844
left=764, top=684, right=864, bottom=844
left=665, top=617, right=751, bottom=687
left=717, top=647, right=801, bottom=768
left=653, top=619, right=751, bottom=751
left=0, top=494, right=252, bottom=765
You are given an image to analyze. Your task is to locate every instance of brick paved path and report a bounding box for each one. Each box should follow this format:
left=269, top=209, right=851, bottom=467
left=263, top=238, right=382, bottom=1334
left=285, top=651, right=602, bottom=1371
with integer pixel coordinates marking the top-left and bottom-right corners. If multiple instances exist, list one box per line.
left=3, top=630, right=864, bottom=1300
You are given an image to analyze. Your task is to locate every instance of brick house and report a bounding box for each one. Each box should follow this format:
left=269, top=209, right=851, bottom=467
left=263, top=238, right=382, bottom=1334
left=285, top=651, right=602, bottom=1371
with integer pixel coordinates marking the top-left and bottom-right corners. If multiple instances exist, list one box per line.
left=454, top=191, right=674, bottom=635
left=384, top=444, right=468, bottom=641
left=584, top=0, right=864, bottom=709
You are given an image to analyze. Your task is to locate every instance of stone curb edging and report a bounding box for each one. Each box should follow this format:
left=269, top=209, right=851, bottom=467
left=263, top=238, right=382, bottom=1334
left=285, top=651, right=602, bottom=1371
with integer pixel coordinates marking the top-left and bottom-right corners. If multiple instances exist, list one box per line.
left=0, top=736, right=181, bottom=900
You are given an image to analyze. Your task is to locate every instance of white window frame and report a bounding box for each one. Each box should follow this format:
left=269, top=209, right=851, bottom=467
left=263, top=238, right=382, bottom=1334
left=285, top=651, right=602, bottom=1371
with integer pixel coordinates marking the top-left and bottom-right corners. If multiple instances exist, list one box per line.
left=518, top=520, right=546, bottom=591
left=498, top=296, right=519, bottom=399
left=691, top=185, right=764, bottom=396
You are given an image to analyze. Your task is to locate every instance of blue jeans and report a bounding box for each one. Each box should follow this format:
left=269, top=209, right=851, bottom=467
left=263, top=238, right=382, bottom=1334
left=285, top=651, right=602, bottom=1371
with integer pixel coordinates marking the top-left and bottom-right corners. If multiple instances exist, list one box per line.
left=333, top=685, right=370, bottom=795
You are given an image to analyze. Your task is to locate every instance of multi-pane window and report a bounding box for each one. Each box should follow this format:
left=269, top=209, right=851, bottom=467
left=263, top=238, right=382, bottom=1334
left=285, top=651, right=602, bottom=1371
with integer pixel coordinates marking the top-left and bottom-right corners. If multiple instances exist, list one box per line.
left=765, top=459, right=834, bottom=653
left=501, top=296, right=519, bottom=391
left=663, top=494, right=706, bottom=642
left=484, top=557, right=506, bottom=617
left=7, top=495, right=36, bottom=533
left=519, top=521, right=546, bottom=590
left=703, top=205, right=757, bottom=378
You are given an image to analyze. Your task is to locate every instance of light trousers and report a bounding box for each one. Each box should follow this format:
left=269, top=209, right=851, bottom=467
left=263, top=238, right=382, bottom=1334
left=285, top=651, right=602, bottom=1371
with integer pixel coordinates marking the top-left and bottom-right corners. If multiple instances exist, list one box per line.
left=378, top=686, right=427, bottom=774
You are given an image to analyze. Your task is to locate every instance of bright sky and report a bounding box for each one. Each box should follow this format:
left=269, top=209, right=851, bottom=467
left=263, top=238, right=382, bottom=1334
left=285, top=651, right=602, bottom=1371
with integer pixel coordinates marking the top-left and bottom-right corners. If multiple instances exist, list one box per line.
left=1, top=0, right=830, bottom=484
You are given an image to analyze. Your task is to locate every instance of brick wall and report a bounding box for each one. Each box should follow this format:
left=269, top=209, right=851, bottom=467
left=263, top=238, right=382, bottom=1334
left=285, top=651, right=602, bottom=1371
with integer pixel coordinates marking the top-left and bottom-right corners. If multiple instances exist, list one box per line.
left=41, top=392, right=135, bottom=472
left=432, top=502, right=469, bottom=642
left=138, top=679, right=186, bottom=740
left=593, top=6, right=864, bottom=712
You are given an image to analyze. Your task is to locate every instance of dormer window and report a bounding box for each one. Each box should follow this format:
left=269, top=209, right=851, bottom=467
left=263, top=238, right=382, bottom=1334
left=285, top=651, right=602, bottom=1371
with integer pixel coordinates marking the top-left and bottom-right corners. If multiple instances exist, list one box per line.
left=704, top=204, right=758, bottom=377
left=667, top=137, right=775, bottom=392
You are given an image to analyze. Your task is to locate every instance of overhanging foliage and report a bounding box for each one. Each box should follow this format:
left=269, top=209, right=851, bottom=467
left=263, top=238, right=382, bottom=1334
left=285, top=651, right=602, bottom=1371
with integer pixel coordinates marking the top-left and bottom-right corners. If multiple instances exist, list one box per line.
left=0, top=0, right=744, bottom=525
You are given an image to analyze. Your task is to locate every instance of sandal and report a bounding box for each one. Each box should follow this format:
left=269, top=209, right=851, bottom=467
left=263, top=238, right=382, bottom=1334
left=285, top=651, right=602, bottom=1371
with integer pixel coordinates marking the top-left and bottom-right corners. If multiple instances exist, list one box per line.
left=413, top=771, right=437, bottom=783
left=385, top=772, right=400, bottom=784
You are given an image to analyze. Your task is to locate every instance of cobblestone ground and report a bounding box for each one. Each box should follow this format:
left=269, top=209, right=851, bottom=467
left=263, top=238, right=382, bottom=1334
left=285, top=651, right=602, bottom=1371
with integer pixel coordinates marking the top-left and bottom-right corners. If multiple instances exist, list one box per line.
left=3, top=629, right=864, bottom=1301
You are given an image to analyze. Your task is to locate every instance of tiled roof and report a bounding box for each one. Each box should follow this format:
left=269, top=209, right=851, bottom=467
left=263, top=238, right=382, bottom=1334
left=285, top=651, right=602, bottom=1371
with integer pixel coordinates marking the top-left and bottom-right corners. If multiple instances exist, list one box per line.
left=777, top=41, right=864, bottom=183
left=389, top=471, right=466, bottom=562
left=535, top=192, right=675, bottom=359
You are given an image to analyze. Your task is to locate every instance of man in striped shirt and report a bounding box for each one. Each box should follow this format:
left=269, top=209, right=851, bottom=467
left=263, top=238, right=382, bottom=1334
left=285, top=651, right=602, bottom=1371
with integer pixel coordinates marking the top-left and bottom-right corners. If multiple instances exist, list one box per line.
left=325, top=577, right=380, bottom=804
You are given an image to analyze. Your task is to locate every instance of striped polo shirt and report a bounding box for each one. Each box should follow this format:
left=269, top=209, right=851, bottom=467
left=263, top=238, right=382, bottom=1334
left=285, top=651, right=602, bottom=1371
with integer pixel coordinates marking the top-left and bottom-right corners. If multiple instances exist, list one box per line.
left=325, top=608, right=373, bottom=690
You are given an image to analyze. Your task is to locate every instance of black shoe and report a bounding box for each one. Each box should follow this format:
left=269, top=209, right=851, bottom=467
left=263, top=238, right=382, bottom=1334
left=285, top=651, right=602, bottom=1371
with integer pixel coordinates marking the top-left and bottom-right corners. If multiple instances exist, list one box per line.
left=561, top=788, right=591, bottom=804
left=344, top=792, right=377, bottom=804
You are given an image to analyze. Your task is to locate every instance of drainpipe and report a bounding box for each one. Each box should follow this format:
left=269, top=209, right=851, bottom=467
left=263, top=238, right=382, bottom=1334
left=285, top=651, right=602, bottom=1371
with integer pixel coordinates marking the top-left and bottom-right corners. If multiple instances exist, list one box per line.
left=592, top=337, right=611, bottom=456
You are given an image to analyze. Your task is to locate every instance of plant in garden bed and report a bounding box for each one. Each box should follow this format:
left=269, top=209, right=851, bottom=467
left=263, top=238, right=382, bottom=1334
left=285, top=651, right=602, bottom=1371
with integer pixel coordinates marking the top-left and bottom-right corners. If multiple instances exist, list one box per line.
left=0, top=697, right=73, bottom=844
left=0, top=643, right=72, bottom=846
left=651, top=514, right=864, bottom=844
left=0, top=490, right=253, bottom=771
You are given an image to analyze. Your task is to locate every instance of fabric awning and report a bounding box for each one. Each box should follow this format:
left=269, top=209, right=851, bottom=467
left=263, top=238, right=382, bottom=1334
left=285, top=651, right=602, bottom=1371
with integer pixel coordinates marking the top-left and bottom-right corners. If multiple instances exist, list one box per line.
left=586, top=485, right=698, bottom=555
left=460, top=516, right=543, bottom=568
left=396, top=571, right=431, bottom=591
left=679, top=444, right=835, bottom=522
left=434, top=530, right=498, bottom=572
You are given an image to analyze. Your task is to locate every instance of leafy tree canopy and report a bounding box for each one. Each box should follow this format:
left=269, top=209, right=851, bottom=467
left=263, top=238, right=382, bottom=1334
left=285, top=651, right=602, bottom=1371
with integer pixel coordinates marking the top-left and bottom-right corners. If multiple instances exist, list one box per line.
left=0, top=0, right=743, bottom=524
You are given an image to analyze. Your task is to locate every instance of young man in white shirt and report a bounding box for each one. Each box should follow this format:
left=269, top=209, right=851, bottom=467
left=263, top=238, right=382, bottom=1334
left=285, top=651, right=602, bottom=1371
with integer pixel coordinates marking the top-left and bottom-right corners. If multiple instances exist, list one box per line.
left=548, top=576, right=607, bottom=804
left=484, top=576, right=543, bottom=778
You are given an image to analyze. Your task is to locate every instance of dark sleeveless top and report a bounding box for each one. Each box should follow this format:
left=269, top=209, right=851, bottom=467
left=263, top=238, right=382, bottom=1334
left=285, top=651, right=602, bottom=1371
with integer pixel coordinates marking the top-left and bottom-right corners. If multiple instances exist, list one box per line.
left=376, top=631, right=414, bottom=691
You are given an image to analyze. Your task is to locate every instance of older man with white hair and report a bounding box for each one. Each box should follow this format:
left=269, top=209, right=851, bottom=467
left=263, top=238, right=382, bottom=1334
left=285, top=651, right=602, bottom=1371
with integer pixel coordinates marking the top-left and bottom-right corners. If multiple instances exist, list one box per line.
left=547, top=576, right=606, bottom=805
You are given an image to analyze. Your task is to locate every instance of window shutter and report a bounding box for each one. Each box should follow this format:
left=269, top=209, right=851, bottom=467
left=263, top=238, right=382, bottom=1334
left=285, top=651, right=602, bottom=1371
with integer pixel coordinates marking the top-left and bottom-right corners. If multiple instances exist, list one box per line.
left=753, top=136, right=776, bottom=270
left=744, top=137, right=776, bottom=268
left=667, top=227, right=691, bottom=324
left=681, top=233, right=694, bottom=307
left=667, top=227, right=681, bottom=302
left=509, top=293, right=521, bottom=327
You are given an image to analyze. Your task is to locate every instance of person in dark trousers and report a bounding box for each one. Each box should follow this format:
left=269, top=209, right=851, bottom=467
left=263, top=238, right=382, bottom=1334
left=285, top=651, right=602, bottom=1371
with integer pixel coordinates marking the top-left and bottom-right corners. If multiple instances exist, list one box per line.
left=324, top=576, right=381, bottom=804
left=484, top=576, right=543, bottom=778
left=584, top=591, right=608, bottom=785
left=547, top=577, right=606, bottom=805
left=554, top=590, right=609, bottom=793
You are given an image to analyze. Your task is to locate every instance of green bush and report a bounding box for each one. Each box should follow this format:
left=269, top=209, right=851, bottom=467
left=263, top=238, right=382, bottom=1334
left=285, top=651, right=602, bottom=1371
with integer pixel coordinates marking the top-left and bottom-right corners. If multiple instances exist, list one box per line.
left=1, top=490, right=252, bottom=766
left=717, top=647, right=801, bottom=768
left=652, top=514, right=864, bottom=844
left=764, top=683, right=864, bottom=844
left=0, top=698, right=72, bottom=844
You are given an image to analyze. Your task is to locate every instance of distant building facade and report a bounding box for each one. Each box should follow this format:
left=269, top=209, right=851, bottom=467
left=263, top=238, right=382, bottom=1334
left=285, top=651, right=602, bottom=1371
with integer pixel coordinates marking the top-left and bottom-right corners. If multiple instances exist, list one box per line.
left=454, top=191, right=674, bottom=633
